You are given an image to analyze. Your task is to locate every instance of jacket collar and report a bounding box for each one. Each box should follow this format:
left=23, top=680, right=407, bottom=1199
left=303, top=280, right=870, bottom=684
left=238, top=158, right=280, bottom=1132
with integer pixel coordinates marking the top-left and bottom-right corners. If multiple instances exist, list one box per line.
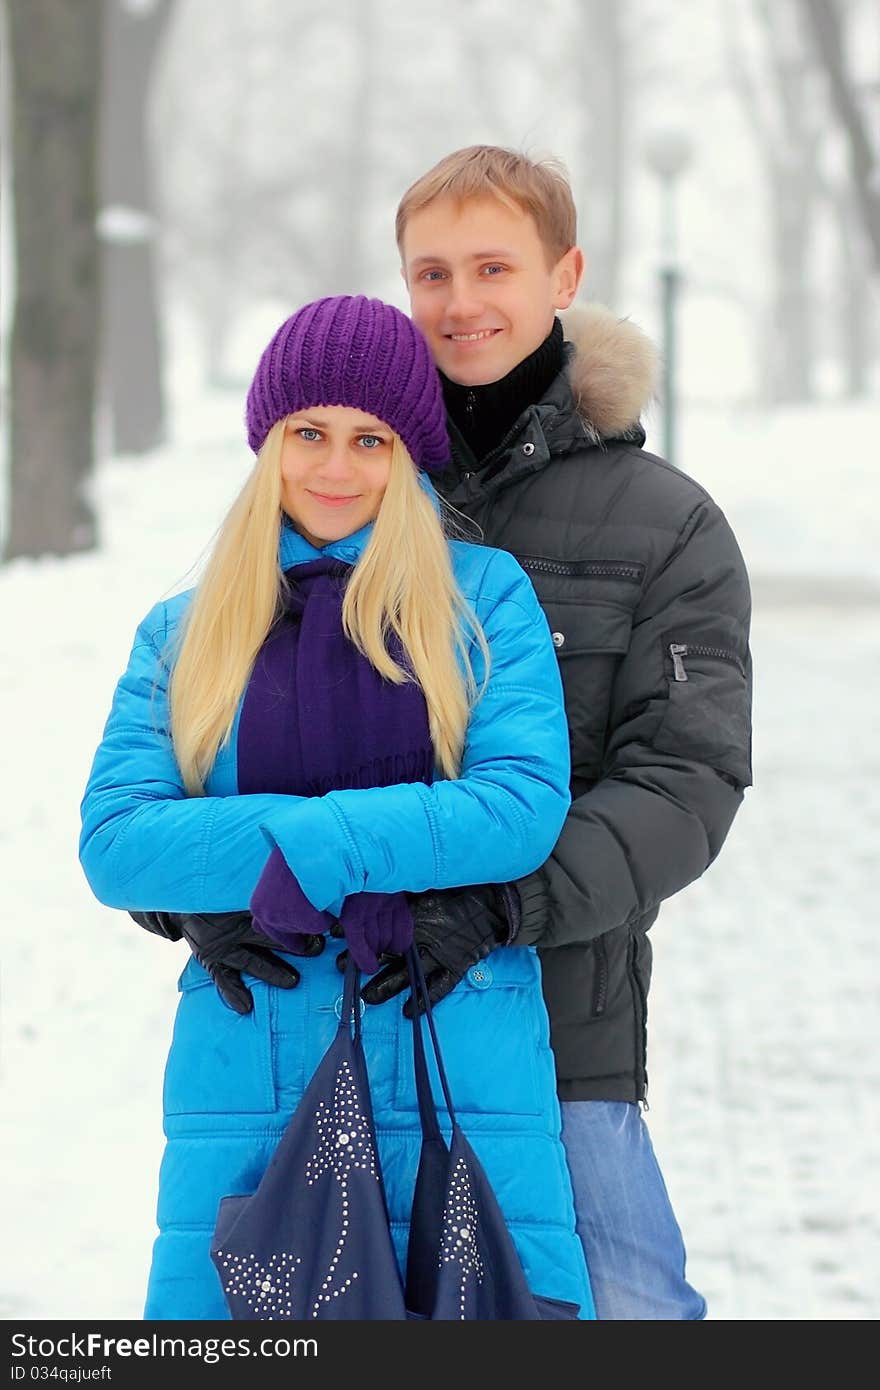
left=439, top=302, right=659, bottom=502
left=561, top=302, right=658, bottom=442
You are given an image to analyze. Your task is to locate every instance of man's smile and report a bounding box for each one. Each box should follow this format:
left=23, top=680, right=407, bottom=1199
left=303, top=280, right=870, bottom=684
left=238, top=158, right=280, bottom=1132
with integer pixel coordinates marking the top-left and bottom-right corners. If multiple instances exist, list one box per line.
left=446, top=328, right=502, bottom=344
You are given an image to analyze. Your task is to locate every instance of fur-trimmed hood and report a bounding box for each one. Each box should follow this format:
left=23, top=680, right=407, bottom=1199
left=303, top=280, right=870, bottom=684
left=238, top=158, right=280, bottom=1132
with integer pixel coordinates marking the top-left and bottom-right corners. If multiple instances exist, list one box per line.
left=560, top=303, right=659, bottom=441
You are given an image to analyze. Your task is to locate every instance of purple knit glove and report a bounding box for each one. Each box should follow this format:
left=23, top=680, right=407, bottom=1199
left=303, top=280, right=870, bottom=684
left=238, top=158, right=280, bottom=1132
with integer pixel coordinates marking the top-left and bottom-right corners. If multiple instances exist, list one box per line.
left=337, top=892, right=414, bottom=975
left=249, top=847, right=334, bottom=954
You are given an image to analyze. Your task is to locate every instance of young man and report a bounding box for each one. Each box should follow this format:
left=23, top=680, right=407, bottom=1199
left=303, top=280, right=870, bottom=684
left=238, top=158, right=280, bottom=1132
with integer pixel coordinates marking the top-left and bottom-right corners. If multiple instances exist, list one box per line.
left=363, top=145, right=753, bottom=1320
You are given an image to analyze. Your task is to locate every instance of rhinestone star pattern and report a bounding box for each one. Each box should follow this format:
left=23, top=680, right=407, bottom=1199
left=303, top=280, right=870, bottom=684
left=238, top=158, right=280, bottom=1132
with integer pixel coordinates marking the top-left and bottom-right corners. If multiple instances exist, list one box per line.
left=215, top=1057, right=381, bottom=1320
left=213, top=1250, right=302, bottom=1319
left=306, top=1056, right=380, bottom=1317
left=439, top=1156, right=484, bottom=1319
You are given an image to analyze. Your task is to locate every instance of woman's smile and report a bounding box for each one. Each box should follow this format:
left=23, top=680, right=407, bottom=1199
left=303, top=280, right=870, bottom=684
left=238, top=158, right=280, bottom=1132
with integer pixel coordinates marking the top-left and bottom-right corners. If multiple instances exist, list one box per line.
left=307, top=490, right=363, bottom=508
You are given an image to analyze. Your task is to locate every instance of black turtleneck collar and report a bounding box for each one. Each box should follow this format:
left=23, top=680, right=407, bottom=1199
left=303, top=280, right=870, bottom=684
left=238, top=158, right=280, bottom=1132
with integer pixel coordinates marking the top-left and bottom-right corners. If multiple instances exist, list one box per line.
left=440, top=317, right=565, bottom=465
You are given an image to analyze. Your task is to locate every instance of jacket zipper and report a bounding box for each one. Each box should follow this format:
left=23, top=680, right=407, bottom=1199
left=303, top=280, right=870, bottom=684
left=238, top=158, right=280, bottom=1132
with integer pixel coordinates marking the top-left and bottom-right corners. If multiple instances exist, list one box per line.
left=669, top=642, right=745, bottom=682
left=591, top=935, right=609, bottom=1016
left=628, top=933, right=650, bottom=1110
left=452, top=405, right=548, bottom=485
left=518, top=557, right=644, bottom=581
left=455, top=392, right=479, bottom=482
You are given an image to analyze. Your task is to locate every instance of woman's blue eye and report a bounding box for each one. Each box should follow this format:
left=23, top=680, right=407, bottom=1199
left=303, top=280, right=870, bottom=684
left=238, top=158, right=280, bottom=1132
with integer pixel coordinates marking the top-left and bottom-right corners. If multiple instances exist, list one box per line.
left=298, top=428, right=321, bottom=442
left=359, top=435, right=383, bottom=449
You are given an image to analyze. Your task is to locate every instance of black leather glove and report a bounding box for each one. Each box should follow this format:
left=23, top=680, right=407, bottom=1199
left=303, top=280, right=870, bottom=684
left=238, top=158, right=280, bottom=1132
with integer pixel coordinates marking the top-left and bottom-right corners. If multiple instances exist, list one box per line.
left=129, top=910, right=324, bottom=1015
left=335, top=884, right=517, bottom=1018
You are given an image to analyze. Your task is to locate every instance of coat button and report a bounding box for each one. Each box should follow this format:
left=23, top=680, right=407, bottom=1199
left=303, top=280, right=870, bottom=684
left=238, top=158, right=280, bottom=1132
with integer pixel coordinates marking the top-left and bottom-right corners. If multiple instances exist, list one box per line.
left=467, top=964, right=493, bottom=989
left=552, top=631, right=565, bottom=648
left=522, top=442, right=535, bottom=456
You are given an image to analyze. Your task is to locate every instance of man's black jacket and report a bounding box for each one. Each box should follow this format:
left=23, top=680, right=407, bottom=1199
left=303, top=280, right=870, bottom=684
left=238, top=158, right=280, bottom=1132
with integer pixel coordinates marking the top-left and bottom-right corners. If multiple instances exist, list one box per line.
left=434, top=304, right=753, bottom=1102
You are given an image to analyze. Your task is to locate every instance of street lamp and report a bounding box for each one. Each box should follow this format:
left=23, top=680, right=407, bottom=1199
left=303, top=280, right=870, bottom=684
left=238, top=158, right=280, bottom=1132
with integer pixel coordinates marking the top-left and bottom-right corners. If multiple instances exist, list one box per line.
left=643, top=128, right=693, bottom=466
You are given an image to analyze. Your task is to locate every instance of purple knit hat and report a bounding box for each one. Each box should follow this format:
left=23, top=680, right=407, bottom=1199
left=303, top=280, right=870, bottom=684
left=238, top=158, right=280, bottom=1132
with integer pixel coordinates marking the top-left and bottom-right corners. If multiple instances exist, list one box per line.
left=245, top=295, right=450, bottom=473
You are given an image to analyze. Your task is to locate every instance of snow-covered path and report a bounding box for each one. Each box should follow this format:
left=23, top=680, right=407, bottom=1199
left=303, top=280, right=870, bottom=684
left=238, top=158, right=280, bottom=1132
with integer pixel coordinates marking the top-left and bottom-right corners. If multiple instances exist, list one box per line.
left=648, top=597, right=880, bottom=1321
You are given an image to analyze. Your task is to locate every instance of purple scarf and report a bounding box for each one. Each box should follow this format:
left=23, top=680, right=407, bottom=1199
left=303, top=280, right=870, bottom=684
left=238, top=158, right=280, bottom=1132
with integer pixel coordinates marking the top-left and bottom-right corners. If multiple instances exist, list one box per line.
left=241, top=557, right=435, bottom=970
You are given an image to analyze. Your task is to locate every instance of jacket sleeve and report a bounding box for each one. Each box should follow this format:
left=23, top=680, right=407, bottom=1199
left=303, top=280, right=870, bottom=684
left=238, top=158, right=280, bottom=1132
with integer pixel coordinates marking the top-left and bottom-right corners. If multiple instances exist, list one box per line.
left=520, top=494, right=753, bottom=949
left=259, top=550, right=572, bottom=914
left=78, top=602, right=310, bottom=912
left=80, top=555, right=571, bottom=916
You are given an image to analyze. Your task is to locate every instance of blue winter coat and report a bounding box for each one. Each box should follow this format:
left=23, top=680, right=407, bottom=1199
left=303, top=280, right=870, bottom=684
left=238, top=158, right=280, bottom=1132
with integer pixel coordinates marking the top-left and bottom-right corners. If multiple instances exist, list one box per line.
left=79, top=511, right=595, bottom=1320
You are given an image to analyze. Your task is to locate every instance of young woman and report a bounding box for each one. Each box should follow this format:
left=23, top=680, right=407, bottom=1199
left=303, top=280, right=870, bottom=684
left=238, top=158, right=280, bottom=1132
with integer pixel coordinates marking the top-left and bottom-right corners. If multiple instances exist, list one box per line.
left=79, top=295, right=594, bottom=1320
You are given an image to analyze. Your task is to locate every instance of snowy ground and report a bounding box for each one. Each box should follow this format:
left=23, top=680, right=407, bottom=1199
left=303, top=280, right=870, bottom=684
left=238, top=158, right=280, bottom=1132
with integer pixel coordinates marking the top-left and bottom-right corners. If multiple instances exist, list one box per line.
left=1, top=372, right=878, bottom=1321
left=647, top=600, right=880, bottom=1321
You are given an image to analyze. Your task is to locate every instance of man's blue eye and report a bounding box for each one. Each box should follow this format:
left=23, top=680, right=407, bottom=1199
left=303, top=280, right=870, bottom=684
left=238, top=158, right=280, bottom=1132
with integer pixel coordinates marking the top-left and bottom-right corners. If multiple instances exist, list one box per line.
left=483, top=264, right=505, bottom=275
left=422, top=269, right=445, bottom=282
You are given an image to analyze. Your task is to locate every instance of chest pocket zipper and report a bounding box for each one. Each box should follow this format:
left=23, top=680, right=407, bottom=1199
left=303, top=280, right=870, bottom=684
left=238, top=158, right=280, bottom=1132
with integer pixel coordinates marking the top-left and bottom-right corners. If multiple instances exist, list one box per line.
left=514, top=557, right=643, bottom=662
left=518, top=557, right=644, bottom=582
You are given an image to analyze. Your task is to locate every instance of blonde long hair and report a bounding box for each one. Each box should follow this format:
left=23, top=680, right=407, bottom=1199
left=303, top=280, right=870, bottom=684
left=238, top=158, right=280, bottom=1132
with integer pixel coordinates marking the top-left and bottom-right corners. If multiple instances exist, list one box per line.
left=168, top=421, right=488, bottom=794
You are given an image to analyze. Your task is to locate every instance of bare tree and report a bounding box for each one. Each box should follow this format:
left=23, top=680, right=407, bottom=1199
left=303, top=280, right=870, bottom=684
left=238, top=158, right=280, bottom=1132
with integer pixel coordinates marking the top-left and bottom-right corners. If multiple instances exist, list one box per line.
left=835, top=185, right=873, bottom=394
left=151, top=3, right=268, bottom=387
left=151, top=0, right=373, bottom=382
left=725, top=0, right=823, bottom=402
left=800, top=0, right=880, bottom=274
left=99, top=0, right=173, bottom=456
left=326, top=0, right=376, bottom=296
left=3, top=0, right=102, bottom=561
left=575, top=0, right=626, bottom=309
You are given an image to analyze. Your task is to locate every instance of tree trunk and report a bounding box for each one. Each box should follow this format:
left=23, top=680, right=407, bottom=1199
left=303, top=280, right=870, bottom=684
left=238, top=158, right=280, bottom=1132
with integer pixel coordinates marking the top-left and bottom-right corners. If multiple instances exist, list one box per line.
left=328, top=0, right=373, bottom=295
left=578, top=0, right=625, bottom=308
left=728, top=1, right=820, bottom=403
left=838, top=188, right=871, bottom=397
left=768, top=163, right=815, bottom=402
left=99, top=0, right=172, bottom=456
left=4, top=0, right=102, bottom=561
left=800, top=0, right=880, bottom=275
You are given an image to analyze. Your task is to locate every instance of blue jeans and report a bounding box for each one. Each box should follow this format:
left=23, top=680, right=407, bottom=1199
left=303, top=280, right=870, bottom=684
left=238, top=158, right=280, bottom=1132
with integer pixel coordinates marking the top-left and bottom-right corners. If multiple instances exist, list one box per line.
left=560, top=1100, right=707, bottom=1320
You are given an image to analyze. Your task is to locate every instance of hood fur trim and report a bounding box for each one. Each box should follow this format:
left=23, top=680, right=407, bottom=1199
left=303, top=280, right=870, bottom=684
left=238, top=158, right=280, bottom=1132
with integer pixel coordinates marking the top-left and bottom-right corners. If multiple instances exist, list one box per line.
left=560, top=302, right=659, bottom=439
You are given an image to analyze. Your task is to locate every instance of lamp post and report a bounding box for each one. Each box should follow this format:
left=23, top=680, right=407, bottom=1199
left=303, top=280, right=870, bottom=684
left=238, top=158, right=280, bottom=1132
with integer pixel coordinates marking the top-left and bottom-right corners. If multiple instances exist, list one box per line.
left=644, top=128, right=693, bottom=466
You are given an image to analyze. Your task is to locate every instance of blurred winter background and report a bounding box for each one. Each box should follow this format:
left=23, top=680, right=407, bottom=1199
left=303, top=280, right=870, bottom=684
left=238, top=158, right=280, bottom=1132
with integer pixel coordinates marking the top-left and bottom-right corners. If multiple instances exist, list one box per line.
left=1, top=0, right=878, bottom=1322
